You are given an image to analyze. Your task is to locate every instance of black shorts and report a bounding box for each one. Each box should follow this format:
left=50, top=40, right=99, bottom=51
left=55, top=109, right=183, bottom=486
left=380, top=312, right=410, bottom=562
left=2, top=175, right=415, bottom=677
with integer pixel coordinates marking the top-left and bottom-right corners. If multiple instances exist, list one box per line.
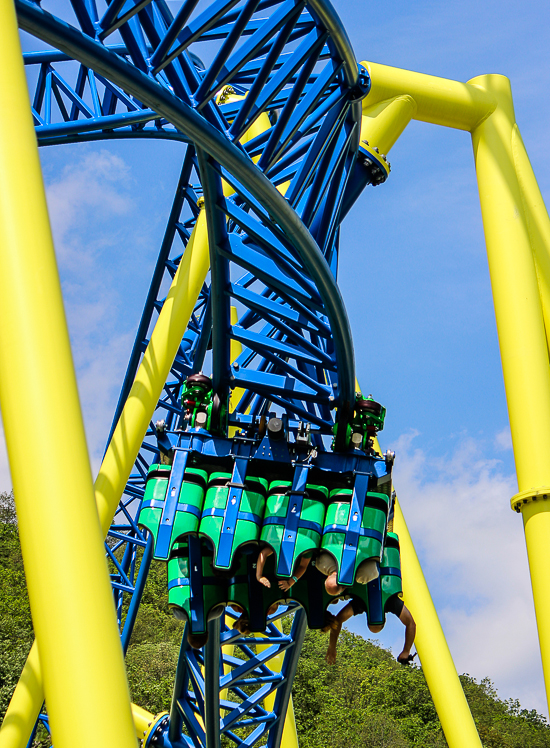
left=349, top=595, right=368, bottom=616
left=385, top=594, right=404, bottom=618
left=349, top=593, right=403, bottom=619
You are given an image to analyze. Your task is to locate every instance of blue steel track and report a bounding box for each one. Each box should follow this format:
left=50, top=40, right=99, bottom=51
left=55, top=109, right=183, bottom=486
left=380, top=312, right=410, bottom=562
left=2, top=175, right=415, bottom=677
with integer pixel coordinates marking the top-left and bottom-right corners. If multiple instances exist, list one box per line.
left=17, top=2, right=387, bottom=746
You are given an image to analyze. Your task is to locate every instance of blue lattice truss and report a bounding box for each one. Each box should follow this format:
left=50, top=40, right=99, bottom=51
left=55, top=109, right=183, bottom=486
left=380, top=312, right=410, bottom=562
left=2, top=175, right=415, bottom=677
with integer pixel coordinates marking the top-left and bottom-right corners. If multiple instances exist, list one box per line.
left=17, top=1, right=390, bottom=746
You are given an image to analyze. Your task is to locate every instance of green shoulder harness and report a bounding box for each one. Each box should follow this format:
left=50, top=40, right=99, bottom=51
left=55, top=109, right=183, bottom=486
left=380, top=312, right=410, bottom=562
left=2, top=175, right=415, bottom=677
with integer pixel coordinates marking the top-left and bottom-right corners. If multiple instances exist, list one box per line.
left=138, top=456, right=208, bottom=560
left=199, top=472, right=268, bottom=570
left=260, top=480, right=327, bottom=578
left=321, top=485, right=389, bottom=586
left=167, top=537, right=228, bottom=635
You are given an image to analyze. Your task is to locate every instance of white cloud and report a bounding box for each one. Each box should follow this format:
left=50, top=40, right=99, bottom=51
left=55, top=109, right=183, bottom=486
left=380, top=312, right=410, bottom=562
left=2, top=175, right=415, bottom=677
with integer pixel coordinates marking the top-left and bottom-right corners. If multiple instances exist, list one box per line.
left=0, top=150, right=139, bottom=490
left=47, top=150, right=132, bottom=268
left=386, top=432, right=546, bottom=716
left=46, top=151, right=139, bottom=472
left=494, top=427, right=513, bottom=452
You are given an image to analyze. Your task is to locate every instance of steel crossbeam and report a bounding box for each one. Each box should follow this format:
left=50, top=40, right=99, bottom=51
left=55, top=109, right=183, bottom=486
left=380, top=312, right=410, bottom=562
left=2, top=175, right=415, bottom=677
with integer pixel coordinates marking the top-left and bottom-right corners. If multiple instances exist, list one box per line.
left=161, top=608, right=306, bottom=748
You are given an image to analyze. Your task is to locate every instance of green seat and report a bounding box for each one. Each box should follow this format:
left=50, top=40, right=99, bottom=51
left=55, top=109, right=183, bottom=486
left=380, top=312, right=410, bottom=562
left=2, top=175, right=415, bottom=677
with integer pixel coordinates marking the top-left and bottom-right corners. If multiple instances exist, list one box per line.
left=167, top=538, right=228, bottom=635
left=321, top=486, right=389, bottom=586
left=199, top=472, right=268, bottom=570
left=138, top=459, right=208, bottom=560
left=227, top=551, right=287, bottom=632
left=364, top=532, right=403, bottom=628
left=260, top=481, right=327, bottom=577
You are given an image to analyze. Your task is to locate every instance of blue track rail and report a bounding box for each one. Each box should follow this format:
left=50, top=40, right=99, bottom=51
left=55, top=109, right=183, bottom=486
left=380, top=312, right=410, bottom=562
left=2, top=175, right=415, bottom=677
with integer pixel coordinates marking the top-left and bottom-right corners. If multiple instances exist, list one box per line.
left=17, top=2, right=388, bottom=746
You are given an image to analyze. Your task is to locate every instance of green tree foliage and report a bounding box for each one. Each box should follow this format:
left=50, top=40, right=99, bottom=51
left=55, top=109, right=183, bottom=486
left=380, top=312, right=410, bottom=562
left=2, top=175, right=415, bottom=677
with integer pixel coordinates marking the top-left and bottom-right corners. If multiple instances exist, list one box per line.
left=125, top=558, right=182, bottom=715
left=293, top=627, right=445, bottom=748
left=459, top=675, right=550, bottom=748
left=0, top=491, right=34, bottom=721
left=293, top=627, right=550, bottom=747
left=1, top=496, right=550, bottom=748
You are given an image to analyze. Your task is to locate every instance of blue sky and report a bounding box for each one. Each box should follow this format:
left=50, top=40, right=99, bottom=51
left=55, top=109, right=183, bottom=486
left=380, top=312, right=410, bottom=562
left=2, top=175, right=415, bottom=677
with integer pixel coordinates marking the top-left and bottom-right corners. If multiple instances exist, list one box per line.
left=3, top=0, right=550, bottom=719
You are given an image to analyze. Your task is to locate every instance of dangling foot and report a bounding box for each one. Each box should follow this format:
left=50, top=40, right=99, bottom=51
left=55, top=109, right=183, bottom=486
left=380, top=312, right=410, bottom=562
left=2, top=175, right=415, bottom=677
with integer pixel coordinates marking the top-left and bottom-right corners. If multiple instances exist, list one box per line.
left=397, top=652, right=417, bottom=666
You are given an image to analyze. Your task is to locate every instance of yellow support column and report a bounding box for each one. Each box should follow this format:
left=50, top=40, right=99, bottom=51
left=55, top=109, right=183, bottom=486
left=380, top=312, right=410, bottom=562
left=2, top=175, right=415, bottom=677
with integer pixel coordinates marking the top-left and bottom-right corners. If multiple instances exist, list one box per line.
left=0, top=3, right=136, bottom=748
left=1, top=114, right=276, bottom=748
left=132, top=703, right=156, bottom=740
left=94, top=208, right=211, bottom=535
left=510, top=124, right=550, bottom=352
left=393, top=500, right=482, bottom=747
left=0, top=645, right=42, bottom=748
left=361, top=61, right=495, bottom=132
left=470, top=73, right=550, bottom=711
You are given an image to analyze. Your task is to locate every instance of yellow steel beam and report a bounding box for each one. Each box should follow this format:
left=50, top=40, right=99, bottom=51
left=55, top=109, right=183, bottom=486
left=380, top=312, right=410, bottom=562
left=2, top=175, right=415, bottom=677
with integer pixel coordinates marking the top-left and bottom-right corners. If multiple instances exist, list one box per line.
left=510, top=124, right=550, bottom=362
left=361, top=61, right=495, bottom=132
left=132, top=703, right=156, bottom=740
left=356, top=58, right=550, bottom=724
left=356, top=84, right=481, bottom=748
left=94, top=109, right=271, bottom=537
left=361, top=95, right=416, bottom=155
left=0, top=3, right=136, bottom=748
left=359, top=59, right=550, bottom=721
left=369, top=430, right=481, bottom=747
left=470, top=73, right=550, bottom=710
left=469, top=74, right=550, bottom=492
left=95, top=208, right=211, bottom=535
left=0, top=205, right=211, bottom=748
left=393, top=500, right=482, bottom=748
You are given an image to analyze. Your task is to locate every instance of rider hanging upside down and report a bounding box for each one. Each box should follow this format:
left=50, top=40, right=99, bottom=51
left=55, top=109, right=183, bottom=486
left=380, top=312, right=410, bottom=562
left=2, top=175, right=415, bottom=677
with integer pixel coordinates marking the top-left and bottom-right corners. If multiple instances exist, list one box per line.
left=322, top=593, right=416, bottom=665
left=316, top=550, right=416, bottom=666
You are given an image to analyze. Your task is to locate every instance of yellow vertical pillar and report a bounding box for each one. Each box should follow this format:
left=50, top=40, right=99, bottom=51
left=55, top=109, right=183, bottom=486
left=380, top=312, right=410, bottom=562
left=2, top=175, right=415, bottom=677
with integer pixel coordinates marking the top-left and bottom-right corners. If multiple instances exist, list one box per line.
left=510, top=124, right=550, bottom=352
left=470, top=73, right=550, bottom=711
left=1, top=207, right=212, bottom=748
left=1, top=102, right=275, bottom=748
left=0, top=3, right=136, bottom=748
